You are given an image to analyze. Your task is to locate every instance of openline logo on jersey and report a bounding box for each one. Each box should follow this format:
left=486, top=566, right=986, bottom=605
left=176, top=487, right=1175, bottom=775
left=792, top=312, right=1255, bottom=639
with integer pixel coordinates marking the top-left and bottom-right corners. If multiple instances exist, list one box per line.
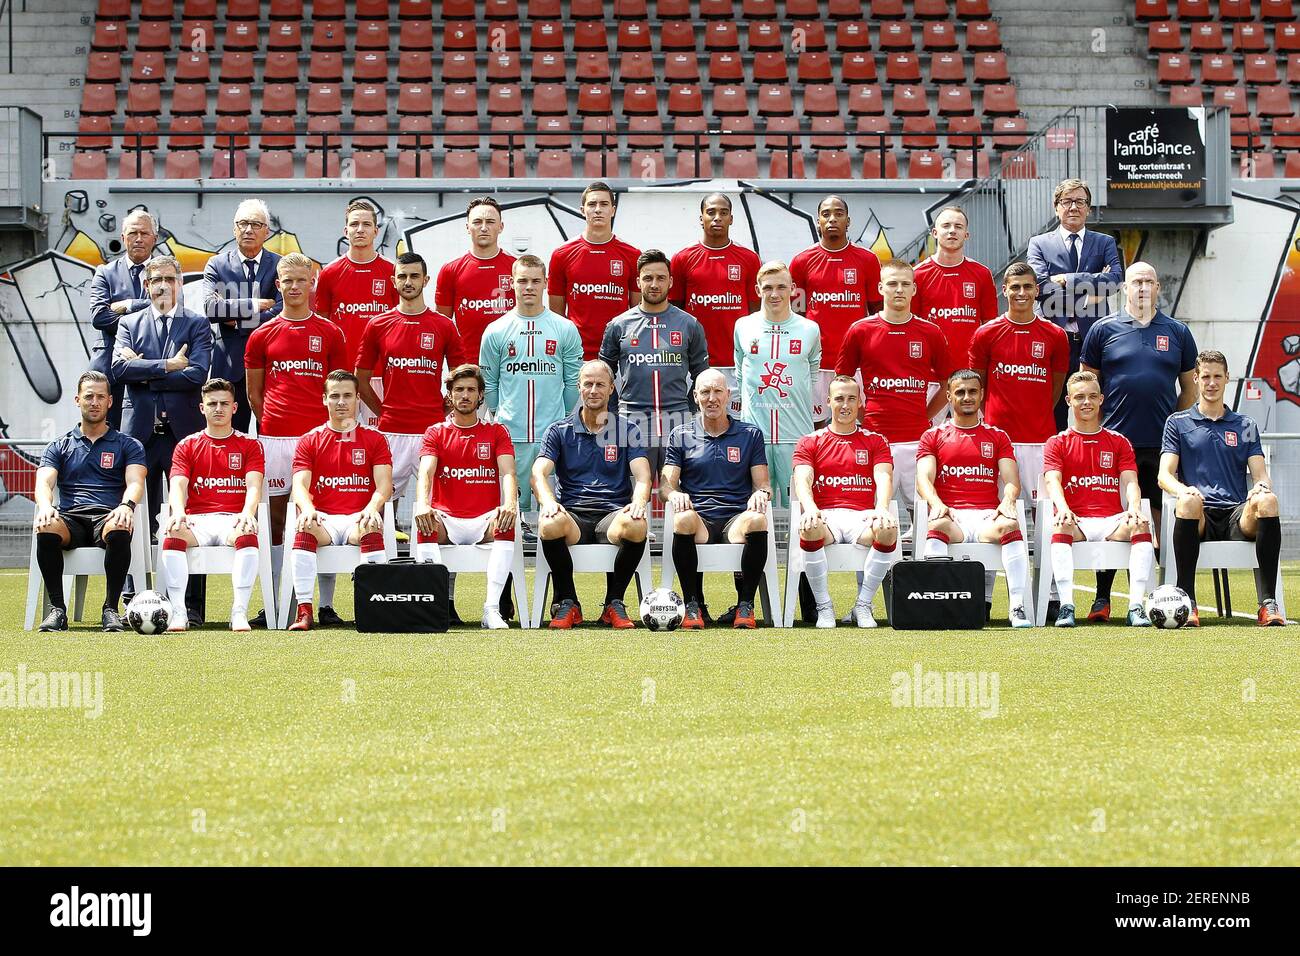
left=192, top=475, right=245, bottom=491
left=688, top=291, right=744, bottom=309
left=808, top=289, right=860, bottom=305
left=815, top=474, right=874, bottom=489
left=337, top=301, right=388, bottom=316
left=940, top=463, right=996, bottom=480
left=994, top=361, right=1049, bottom=378
left=460, top=297, right=511, bottom=312
left=570, top=282, right=625, bottom=296
left=317, top=474, right=371, bottom=490
left=444, top=465, right=496, bottom=481
left=271, top=358, right=323, bottom=374
left=388, top=355, right=441, bottom=373
left=869, top=375, right=927, bottom=391
left=1064, top=473, right=1120, bottom=491
left=931, top=305, right=980, bottom=320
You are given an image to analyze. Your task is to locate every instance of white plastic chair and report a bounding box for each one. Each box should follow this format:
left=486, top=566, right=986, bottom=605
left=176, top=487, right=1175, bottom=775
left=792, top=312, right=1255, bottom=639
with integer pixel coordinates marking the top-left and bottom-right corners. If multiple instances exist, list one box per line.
left=431, top=528, right=532, bottom=629
left=24, top=488, right=153, bottom=630
left=277, top=500, right=399, bottom=628
left=1033, top=497, right=1155, bottom=626
left=659, top=498, right=783, bottom=627
left=913, top=495, right=1035, bottom=624
left=153, top=500, right=279, bottom=629
left=531, top=535, right=655, bottom=629
left=1159, top=493, right=1287, bottom=620
left=782, top=498, right=901, bottom=627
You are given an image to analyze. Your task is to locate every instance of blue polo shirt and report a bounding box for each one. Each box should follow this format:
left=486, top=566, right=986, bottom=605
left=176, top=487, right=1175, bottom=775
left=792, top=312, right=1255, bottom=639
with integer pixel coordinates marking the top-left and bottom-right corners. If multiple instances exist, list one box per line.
left=539, top=407, right=648, bottom=512
left=1081, top=308, right=1197, bottom=449
left=40, top=426, right=146, bottom=509
left=1162, top=406, right=1264, bottom=507
left=664, top=416, right=767, bottom=523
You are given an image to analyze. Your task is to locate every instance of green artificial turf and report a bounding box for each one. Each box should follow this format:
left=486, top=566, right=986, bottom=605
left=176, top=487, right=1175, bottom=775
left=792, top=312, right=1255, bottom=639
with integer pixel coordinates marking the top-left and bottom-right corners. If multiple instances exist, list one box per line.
left=0, top=565, right=1296, bottom=866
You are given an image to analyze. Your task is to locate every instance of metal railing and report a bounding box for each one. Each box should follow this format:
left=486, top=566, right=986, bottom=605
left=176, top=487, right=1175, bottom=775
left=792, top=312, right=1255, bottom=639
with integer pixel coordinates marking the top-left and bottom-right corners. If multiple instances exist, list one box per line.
left=0, top=1, right=26, bottom=75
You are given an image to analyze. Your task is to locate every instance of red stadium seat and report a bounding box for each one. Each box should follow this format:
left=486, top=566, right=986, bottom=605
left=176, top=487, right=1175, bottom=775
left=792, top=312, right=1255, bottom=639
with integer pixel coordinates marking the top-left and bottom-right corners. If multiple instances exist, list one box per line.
left=400, top=0, right=435, bottom=17
left=210, top=150, right=249, bottom=179
left=530, top=21, right=565, bottom=52
left=579, top=51, right=614, bottom=81
left=1201, top=54, right=1238, bottom=85
left=225, top=0, right=260, bottom=19
left=787, top=0, right=821, bottom=18
left=531, top=52, right=567, bottom=80
left=1000, top=152, right=1039, bottom=178
left=398, top=114, right=434, bottom=149
left=867, top=0, right=904, bottom=16
left=442, top=21, right=479, bottom=52
left=533, top=83, right=570, bottom=115
left=722, top=150, right=760, bottom=177
left=396, top=51, right=432, bottom=83
left=1239, top=151, right=1277, bottom=177
left=1134, top=0, right=1171, bottom=19
left=720, top=114, right=757, bottom=149
left=667, top=83, right=705, bottom=115
left=214, top=114, right=250, bottom=150
left=443, top=116, right=478, bottom=149
left=861, top=150, right=900, bottom=178
left=792, top=21, right=828, bottom=51
left=76, top=116, right=113, bottom=150
left=91, top=21, right=127, bottom=53
left=72, top=150, right=108, bottom=179
left=1274, top=115, right=1300, bottom=148
left=1218, top=0, right=1253, bottom=19
left=310, top=20, right=347, bottom=53
left=583, top=151, right=621, bottom=177
left=672, top=114, right=710, bottom=149
left=219, top=52, right=254, bottom=84
left=1147, top=21, right=1182, bottom=53
left=489, top=149, right=529, bottom=179
left=763, top=114, right=799, bottom=150
left=892, top=84, right=931, bottom=115
left=352, top=84, right=388, bottom=116
left=578, top=21, right=613, bottom=52
left=572, top=0, right=606, bottom=17
left=753, top=52, right=789, bottom=83
left=535, top=114, right=572, bottom=147
left=902, top=115, right=940, bottom=148
left=1244, top=54, right=1279, bottom=85
left=270, top=0, right=305, bottom=17
left=163, top=150, right=201, bottom=180
left=1286, top=151, right=1300, bottom=175
left=123, top=115, right=160, bottom=150
left=662, top=21, right=697, bottom=51
left=398, top=84, right=434, bottom=115
left=1189, top=23, right=1225, bottom=53
left=947, top=115, right=984, bottom=149
left=810, top=116, right=849, bottom=149
left=990, top=116, right=1029, bottom=149
left=704, top=22, right=741, bottom=52
left=700, top=0, right=736, bottom=16
left=400, top=21, right=435, bottom=51
left=623, top=84, right=660, bottom=115
left=356, top=20, right=391, bottom=51
left=1168, top=84, right=1205, bottom=106
left=711, top=52, right=747, bottom=83
left=266, top=21, right=302, bottom=52
left=305, top=151, right=343, bottom=179
left=938, top=85, right=976, bottom=115
left=657, top=0, right=691, bottom=15
left=1232, top=23, right=1268, bottom=54
left=1262, top=0, right=1295, bottom=19
left=259, top=115, right=297, bottom=149
left=168, top=114, right=205, bottom=148
left=442, top=84, right=479, bottom=115
left=80, top=84, right=117, bottom=116
left=1158, top=53, right=1195, bottom=85
left=847, top=83, right=885, bottom=115
left=878, top=22, right=914, bottom=51
left=135, top=21, right=172, bottom=52
left=139, top=0, right=175, bottom=18
left=260, top=83, right=298, bottom=116
left=306, top=83, right=343, bottom=116
left=223, top=20, right=258, bottom=52
left=716, top=84, right=753, bottom=115
left=953, top=150, right=992, bottom=178
left=676, top=148, right=714, bottom=178
left=528, top=0, right=562, bottom=15
left=965, top=21, right=1002, bottom=51
left=923, top=21, right=960, bottom=52
left=489, top=52, right=524, bottom=82
left=749, top=22, right=784, bottom=51
left=755, top=83, right=794, bottom=115
left=537, top=150, right=575, bottom=177
left=487, top=0, right=522, bottom=18
left=582, top=115, right=618, bottom=148
left=215, top=83, right=251, bottom=117
left=972, top=52, right=1010, bottom=83
left=1257, top=85, right=1294, bottom=116
left=664, top=52, right=701, bottom=82
left=1231, top=115, right=1263, bottom=149
left=440, top=0, right=475, bottom=15
left=836, top=21, right=871, bottom=52
left=797, top=51, right=833, bottom=83
left=908, top=150, right=946, bottom=178
left=181, top=19, right=214, bottom=51
left=130, top=52, right=167, bottom=84
left=170, top=83, right=208, bottom=116
left=803, top=84, right=840, bottom=116
left=769, top=150, right=807, bottom=178
left=842, top=53, right=879, bottom=84
left=488, top=83, right=524, bottom=116
left=1278, top=23, right=1300, bottom=53
left=742, top=0, right=778, bottom=17
left=308, top=52, right=344, bottom=83
left=815, top=151, right=853, bottom=178
left=981, top=84, right=1020, bottom=114
left=441, top=52, right=475, bottom=82
left=264, top=51, right=300, bottom=83
left=916, top=0, right=953, bottom=18
left=628, top=150, right=667, bottom=179
left=931, top=52, right=967, bottom=83
left=885, top=52, right=922, bottom=83
left=1176, top=0, right=1211, bottom=18
left=577, top=83, right=614, bottom=115
left=94, top=0, right=127, bottom=17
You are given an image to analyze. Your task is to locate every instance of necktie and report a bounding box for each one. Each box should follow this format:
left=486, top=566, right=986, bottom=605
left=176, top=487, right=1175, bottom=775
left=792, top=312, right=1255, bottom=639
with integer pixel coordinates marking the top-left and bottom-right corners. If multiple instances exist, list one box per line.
left=1067, top=233, right=1080, bottom=273
left=157, top=312, right=170, bottom=353
left=244, top=258, right=258, bottom=289
left=129, top=264, right=143, bottom=299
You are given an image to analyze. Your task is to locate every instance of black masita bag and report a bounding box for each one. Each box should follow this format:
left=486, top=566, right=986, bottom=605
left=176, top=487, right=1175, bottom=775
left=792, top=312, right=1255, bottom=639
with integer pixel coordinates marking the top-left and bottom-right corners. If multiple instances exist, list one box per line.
left=884, top=558, right=986, bottom=630
left=353, top=558, right=450, bottom=633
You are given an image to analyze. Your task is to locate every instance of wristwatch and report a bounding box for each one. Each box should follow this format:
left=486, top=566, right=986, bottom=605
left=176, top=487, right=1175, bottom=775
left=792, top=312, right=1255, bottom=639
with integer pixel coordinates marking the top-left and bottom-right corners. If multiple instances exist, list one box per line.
left=120, top=500, right=137, bottom=510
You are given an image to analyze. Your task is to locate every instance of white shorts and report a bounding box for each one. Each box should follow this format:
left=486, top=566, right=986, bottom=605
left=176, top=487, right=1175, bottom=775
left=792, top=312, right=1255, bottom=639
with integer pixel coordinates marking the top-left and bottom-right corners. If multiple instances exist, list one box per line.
left=1012, top=443, right=1045, bottom=501
left=435, top=510, right=497, bottom=545
left=949, top=508, right=999, bottom=544
left=812, top=368, right=835, bottom=424
left=161, top=512, right=242, bottom=548
left=261, top=435, right=300, bottom=496
left=890, top=441, right=919, bottom=507
left=719, top=366, right=743, bottom=416
left=821, top=508, right=873, bottom=545
left=315, top=511, right=366, bottom=547
left=384, top=432, right=424, bottom=499
left=1073, top=513, right=1127, bottom=543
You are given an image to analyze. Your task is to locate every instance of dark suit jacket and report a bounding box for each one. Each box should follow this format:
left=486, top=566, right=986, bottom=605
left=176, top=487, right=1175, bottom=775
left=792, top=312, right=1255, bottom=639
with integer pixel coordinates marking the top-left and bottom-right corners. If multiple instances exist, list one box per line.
left=111, top=305, right=212, bottom=443
left=87, top=256, right=151, bottom=379
left=1025, top=228, right=1124, bottom=338
left=201, top=247, right=282, bottom=382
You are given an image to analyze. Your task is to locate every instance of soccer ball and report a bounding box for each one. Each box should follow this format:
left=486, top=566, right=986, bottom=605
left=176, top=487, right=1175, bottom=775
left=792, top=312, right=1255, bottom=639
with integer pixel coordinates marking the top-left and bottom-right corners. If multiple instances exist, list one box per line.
left=1145, top=585, right=1193, bottom=629
left=126, top=590, right=172, bottom=635
left=640, top=588, right=685, bottom=631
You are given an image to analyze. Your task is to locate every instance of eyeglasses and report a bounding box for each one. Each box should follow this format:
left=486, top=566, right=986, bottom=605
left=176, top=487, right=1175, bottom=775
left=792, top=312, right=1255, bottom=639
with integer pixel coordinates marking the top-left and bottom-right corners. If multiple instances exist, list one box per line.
left=235, top=220, right=268, bottom=230
left=1056, top=198, right=1089, bottom=208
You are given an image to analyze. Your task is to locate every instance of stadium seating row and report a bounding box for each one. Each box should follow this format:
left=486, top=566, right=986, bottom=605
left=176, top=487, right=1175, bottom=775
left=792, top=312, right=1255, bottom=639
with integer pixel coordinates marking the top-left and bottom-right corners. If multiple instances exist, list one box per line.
left=1135, top=0, right=1295, bottom=22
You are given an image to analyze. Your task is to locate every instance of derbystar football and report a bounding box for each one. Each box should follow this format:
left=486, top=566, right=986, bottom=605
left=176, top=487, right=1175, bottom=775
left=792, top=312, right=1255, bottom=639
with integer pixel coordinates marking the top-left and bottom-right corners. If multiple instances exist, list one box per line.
left=1145, top=584, right=1193, bottom=630
left=126, top=590, right=172, bottom=635
left=640, top=588, right=685, bottom=632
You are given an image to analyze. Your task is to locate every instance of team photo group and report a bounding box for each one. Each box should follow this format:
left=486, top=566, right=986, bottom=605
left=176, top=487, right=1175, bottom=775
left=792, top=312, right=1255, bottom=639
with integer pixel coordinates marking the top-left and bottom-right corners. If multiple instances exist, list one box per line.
left=31, top=176, right=1287, bottom=634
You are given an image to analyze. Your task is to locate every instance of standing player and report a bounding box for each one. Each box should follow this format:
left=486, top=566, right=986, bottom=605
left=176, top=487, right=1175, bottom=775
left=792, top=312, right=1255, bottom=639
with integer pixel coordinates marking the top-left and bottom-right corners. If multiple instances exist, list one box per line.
left=287, top=371, right=393, bottom=632
left=1160, top=350, right=1285, bottom=627
left=733, top=261, right=821, bottom=506
left=792, top=376, right=899, bottom=629
left=669, top=193, right=761, bottom=407
left=912, top=207, right=999, bottom=382
left=480, top=255, right=583, bottom=516
left=160, top=378, right=267, bottom=633
left=837, top=259, right=949, bottom=510
left=548, top=182, right=641, bottom=359
left=968, top=262, right=1070, bottom=503
left=1043, top=372, right=1155, bottom=628
left=412, top=365, right=519, bottom=630
left=789, top=196, right=883, bottom=423
left=356, top=251, right=465, bottom=507
left=661, top=369, right=772, bottom=630
left=434, top=196, right=516, bottom=362
left=532, top=361, right=652, bottom=630
left=245, top=253, right=348, bottom=624
left=599, top=249, right=709, bottom=471
left=916, top=370, right=1033, bottom=629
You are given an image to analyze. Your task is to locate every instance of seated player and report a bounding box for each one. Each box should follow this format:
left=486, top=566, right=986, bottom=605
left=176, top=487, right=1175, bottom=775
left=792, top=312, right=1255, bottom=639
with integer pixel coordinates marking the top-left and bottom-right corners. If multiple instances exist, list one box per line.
left=916, top=370, right=1033, bottom=629
left=412, top=364, right=519, bottom=630
left=1042, top=372, right=1155, bottom=628
left=792, top=375, right=899, bottom=629
left=159, top=378, right=267, bottom=632
left=286, top=371, right=394, bottom=631
left=660, top=369, right=772, bottom=630
left=1159, top=350, right=1285, bottom=627
left=532, top=360, right=652, bottom=630
left=33, top=371, right=146, bottom=633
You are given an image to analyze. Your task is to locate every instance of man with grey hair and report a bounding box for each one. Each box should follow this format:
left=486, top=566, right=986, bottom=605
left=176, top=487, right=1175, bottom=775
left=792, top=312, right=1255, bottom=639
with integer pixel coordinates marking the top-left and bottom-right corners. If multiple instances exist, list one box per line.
left=202, top=199, right=282, bottom=432
left=88, top=208, right=159, bottom=428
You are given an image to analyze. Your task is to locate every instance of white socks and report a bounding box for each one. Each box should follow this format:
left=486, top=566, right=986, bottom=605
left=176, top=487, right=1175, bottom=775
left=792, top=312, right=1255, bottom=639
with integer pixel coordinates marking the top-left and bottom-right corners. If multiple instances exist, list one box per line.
left=319, top=573, right=337, bottom=607
left=1129, top=537, right=1155, bottom=604
left=803, top=545, right=830, bottom=606
left=415, top=540, right=443, bottom=564
left=1001, top=538, right=1028, bottom=608
left=1051, top=536, right=1075, bottom=607
left=232, top=544, right=258, bottom=614
left=485, top=540, right=512, bottom=610
left=160, top=547, right=188, bottom=614
left=858, top=544, right=895, bottom=606
left=923, top=535, right=948, bottom=559
left=292, top=546, right=317, bottom=605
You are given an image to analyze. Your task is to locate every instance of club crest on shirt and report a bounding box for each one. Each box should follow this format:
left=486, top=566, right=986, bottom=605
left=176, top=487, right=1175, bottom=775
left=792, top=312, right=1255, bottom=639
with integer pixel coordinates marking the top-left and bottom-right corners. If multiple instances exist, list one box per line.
left=964, top=281, right=976, bottom=298
left=229, top=453, right=243, bottom=470
left=1156, top=335, right=1170, bottom=352
left=352, top=448, right=366, bottom=466
left=843, top=268, right=857, bottom=285
left=728, top=264, right=742, bottom=281
left=1100, top=451, right=1114, bottom=469
left=1225, top=431, right=1238, bottom=447
left=309, top=335, right=322, bottom=353
left=372, top=279, right=387, bottom=297
left=630, top=338, right=639, bottom=347
left=749, top=339, right=759, bottom=354
left=100, top=451, right=115, bottom=469
left=909, top=341, right=923, bottom=359
left=981, top=441, right=994, bottom=458
left=477, top=442, right=491, bottom=460
left=1032, top=341, right=1046, bottom=359
left=420, top=332, right=436, bottom=350
left=604, top=445, right=618, bottom=462
left=670, top=330, right=683, bottom=346
left=507, top=343, right=517, bottom=357
left=498, top=274, right=511, bottom=290
left=789, top=339, right=802, bottom=355
left=855, top=449, right=871, bottom=465
left=611, top=260, right=624, bottom=277
left=545, top=339, right=557, bottom=355
left=727, top=446, right=741, bottom=463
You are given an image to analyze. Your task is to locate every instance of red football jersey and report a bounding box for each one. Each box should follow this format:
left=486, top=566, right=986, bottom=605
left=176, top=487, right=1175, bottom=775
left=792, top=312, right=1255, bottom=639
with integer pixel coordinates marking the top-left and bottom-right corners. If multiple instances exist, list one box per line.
left=836, top=315, right=949, bottom=443
left=968, top=315, right=1071, bottom=444
left=789, top=242, right=883, bottom=367
left=917, top=420, right=1015, bottom=510
left=292, top=422, right=393, bottom=516
left=244, top=315, right=349, bottom=438
left=1043, top=427, right=1138, bottom=518
left=911, top=256, right=999, bottom=375
left=669, top=241, right=761, bottom=366
left=792, top=426, right=894, bottom=510
left=313, top=254, right=399, bottom=366
left=420, top=419, right=515, bottom=519
left=355, top=308, right=466, bottom=435
left=548, top=234, right=641, bottom=358
left=434, top=249, right=516, bottom=362
left=171, top=430, right=266, bottom=515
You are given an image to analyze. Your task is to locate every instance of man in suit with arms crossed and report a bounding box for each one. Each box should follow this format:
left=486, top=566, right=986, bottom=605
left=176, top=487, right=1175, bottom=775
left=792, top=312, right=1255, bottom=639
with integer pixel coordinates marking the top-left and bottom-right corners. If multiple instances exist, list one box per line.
left=1026, top=178, right=1124, bottom=430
